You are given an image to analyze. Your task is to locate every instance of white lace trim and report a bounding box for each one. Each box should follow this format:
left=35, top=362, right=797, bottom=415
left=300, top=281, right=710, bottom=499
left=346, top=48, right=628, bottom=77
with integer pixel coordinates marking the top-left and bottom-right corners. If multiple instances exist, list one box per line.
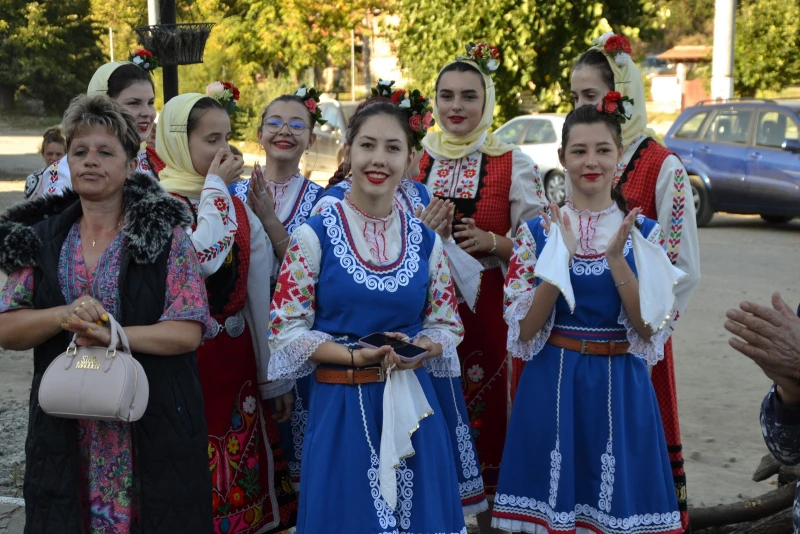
left=505, top=289, right=556, bottom=361
left=617, top=306, right=672, bottom=367
left=267, top=330, right=334, bottom=380
left=419, top=329, right=461, bottom=378
left=493, top=494, right=681, bottom=534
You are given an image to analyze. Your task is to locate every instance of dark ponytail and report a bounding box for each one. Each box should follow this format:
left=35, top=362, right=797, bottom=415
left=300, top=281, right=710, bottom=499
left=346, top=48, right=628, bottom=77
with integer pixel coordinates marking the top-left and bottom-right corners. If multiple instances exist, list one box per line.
left=561, top=104, right=640, bottom=227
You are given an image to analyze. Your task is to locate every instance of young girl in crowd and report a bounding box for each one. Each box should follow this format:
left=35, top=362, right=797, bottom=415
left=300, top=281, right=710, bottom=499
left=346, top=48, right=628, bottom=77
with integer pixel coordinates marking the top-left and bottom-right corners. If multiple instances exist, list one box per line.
left=157, top=93, right=298, bottom=533
left=23, top=127, right=66, bottom=199
left=38, top=55, right=162, bottom=197
left=311, top=81, right=488, bottom=518
left=412, top=42, right=545, bottom=531
left=229, top=86, right=327, bottom=489
left=268, top=100, right=467, bottom=534
left=493, top=99, right=684, bottom=534
left=567, top=33, right=701, bottom=527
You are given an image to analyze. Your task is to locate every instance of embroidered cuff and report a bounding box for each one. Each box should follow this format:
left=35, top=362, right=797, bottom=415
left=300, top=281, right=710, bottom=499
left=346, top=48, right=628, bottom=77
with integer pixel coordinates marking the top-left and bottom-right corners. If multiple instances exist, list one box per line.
left=203, top=173, right=227, bottom=191
left=418, top=328, right=461, bottom=378
left=267, top=330, right=334, bottom=380
left=617, top=306, right=671, bottom=367
left=505, top=288, right=555, bottom=361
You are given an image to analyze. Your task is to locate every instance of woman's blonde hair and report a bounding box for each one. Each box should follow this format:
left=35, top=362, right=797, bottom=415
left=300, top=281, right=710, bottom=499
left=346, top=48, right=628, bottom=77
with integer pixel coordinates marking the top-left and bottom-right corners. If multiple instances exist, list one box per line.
left=61, top=94, right=140, bottom=161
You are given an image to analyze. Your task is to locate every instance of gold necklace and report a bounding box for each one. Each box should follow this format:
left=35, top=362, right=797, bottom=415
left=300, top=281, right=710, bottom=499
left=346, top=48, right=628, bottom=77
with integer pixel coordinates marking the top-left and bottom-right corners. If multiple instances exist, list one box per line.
left=82, top=219, right=123, bottom=248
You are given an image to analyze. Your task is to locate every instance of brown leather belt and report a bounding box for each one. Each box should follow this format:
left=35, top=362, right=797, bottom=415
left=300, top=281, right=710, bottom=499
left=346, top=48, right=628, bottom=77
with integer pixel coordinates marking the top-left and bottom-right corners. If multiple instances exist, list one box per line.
left=315, top=366, right=385, bottom=385
left=547, top=333, right=630, bottom=356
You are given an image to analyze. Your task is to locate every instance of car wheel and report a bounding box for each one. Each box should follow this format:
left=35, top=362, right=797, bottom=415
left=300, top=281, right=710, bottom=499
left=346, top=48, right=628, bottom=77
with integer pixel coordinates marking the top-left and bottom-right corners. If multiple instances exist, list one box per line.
left=760, top=214, right=793, bottom=224
left=690, top=176, right=714, bottom=227
left=544, top=170, right=566, bottom=206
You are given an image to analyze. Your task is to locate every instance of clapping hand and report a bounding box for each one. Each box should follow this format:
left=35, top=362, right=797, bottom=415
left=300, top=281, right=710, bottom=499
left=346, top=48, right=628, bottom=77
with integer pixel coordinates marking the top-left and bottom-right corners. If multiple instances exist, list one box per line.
left=414, top=198, right=454, bottom=239
left=540, top=203, right=577, bottom=259
left=606, top=208, right=641, bottom=260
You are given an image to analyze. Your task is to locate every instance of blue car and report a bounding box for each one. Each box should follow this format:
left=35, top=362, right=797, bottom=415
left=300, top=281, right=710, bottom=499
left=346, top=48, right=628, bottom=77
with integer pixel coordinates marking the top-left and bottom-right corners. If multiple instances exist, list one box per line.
left=664, top=99, right=800, bottom=226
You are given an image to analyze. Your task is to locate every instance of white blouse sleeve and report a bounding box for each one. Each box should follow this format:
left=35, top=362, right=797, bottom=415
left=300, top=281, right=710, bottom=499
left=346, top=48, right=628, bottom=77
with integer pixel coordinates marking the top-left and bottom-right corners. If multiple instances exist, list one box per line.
left=618, top=221, right=676, bottom=367
left=654, top=155, right=700, bottom=324
left=189, top=174, right=239, bottom=278
left=509, top=149, right=547, bottom=234
left=503, top=223, right=556, bottom=360
left=240, top=206, right=288, bottom=399
left=33, top=157, right=72, bottom=198
left=419, top=236, right=465, bottom=378
left=267, top=225, right=333, bottom=380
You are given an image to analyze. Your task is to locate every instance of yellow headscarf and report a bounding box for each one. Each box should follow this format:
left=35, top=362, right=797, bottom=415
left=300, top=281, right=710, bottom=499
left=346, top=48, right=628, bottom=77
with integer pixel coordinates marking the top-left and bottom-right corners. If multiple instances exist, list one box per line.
left=587, top=35, right=661, bottom=147
left=421, top=60, right=516, bottom=160
left=87, top=61, right=134, bottom=95
left=157, top=93, right=207, bottom=199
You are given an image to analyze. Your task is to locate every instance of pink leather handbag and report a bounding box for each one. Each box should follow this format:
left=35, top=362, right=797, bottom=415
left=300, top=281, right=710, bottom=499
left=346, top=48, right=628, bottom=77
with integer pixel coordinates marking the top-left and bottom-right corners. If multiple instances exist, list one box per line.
left=38, top=314, right=149, bottom=422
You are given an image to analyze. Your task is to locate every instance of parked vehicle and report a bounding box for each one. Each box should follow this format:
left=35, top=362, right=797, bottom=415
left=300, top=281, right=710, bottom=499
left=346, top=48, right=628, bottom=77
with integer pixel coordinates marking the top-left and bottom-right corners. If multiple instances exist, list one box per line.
left=495, top=113, right=567, bottom=204
left=640, top=55, right=672, bottom=77
left=664, top=98, right=800, bottom=226
left=300, top=98, right=361, bottom=177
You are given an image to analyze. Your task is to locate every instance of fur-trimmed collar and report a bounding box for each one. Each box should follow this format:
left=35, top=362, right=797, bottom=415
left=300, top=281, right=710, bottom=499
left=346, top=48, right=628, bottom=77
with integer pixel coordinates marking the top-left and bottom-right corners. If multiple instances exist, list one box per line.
left=0, top=172, right=193, bottom=274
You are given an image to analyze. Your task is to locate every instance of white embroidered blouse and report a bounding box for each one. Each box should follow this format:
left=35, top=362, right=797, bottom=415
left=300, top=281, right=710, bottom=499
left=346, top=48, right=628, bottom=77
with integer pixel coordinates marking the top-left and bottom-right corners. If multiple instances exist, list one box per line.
left=267, top=198, right=465, bottom=381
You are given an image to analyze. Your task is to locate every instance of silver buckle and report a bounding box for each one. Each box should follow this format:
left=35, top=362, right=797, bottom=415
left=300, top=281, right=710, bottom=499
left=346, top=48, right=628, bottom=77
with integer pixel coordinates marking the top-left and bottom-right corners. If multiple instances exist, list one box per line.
left=580, top=340, right=589, bottom=354
left=376, top=365, right=385, bottom=382
left=210, top=312, right=245, bottom=339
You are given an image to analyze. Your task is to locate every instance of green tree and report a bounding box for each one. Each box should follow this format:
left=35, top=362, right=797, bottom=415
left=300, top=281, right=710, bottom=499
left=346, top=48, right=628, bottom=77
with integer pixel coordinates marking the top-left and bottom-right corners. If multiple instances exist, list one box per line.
left=734, top=0, right=800, bottom=97
left=388, top=0, right=658, bottom=125
left=0, top=0, right=103, bottom=112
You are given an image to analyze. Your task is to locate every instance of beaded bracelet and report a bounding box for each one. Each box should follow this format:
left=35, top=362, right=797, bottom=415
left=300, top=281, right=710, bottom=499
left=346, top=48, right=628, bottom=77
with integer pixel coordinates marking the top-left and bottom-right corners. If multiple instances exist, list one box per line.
left=489, top=232, right=497, bottom=254
left=275, top=235, right=291, bottom=247
left=615, top=274, right=636, bottom=288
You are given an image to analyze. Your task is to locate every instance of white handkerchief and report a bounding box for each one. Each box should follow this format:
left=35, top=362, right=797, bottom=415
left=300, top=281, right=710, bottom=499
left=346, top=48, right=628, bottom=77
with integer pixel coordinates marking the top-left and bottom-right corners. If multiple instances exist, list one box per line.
left=442, top=240, right=484, bottom=311
left=379, top=368, right=433, bottom=509
left=630, top=229, right=686, bottom=335
left=533, top=223, right=576, bottom=312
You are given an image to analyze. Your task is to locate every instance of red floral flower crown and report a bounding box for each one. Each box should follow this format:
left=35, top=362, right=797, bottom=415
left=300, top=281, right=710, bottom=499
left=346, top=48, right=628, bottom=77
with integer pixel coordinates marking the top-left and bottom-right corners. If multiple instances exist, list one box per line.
left=294, top=85, right=326, bottom=126
left=371, top=80, right=434, bottom=150
left=206, top=81, right=240, bottom=115
left=593, top=32, right=633, bottom=67
left=456, top=41, right=501, bottom=77
left=129, top=49, right=159, bottom=72
left=596, top=91, right=634, bottom=124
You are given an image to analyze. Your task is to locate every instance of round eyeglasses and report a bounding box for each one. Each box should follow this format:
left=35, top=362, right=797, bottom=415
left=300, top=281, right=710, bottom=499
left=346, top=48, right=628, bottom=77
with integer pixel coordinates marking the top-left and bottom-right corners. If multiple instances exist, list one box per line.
left=263, top=118, right=309, bottom=135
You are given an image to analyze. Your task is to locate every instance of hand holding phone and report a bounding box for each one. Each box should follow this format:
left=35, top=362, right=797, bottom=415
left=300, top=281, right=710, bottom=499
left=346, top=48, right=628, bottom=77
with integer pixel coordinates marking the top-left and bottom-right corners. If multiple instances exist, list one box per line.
left=358, top=332, right=429, bottom=364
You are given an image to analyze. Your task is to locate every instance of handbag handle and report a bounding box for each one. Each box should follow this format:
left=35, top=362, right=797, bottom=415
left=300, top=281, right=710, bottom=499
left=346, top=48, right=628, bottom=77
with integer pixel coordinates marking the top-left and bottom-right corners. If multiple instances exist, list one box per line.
left=61, top=313, right=132, bottom=370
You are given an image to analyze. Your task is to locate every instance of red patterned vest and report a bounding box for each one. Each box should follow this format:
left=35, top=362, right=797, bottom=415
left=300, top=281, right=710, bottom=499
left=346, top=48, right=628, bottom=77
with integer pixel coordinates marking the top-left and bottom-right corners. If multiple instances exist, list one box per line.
left=617, top=137, right=673, bottom=221
left=414, top=151, right=513, bottom=259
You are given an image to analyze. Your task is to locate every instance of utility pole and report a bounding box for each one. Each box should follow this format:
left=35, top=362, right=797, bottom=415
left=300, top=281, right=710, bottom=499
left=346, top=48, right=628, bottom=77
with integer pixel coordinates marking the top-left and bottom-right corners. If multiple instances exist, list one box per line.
left=363, top=12, right=371, bottom=95
left=711, top=0, right=735, bottom=100
left=351, top=29, right=356, bottom=101
left=161, top=0, right=179, bottom=102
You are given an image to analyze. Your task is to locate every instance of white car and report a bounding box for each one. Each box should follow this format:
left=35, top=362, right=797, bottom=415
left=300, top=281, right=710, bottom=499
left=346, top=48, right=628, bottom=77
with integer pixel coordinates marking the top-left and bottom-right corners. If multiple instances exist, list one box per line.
left=495, top=114, right=567, bottom=205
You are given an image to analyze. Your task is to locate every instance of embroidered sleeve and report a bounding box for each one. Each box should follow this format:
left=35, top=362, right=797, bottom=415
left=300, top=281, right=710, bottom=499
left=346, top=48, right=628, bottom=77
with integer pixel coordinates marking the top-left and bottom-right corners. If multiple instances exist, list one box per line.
left=509, top=150, right=546, bottom=234
left=35, top=157, right=71, bottom=199
left=420, top=236, right=464, bottom=378
left=0, top=268, right=35, bottom=313
left=267, top=225, right=332, bottom=380
left=655, top=156, right=700, bottom=323
left=189, top=174, right=239, bottom=278
left=761, top=385, right=800, bottom=466
left=159, top=228, right=213, bottom=334
left=504, top=223, right=555, bottom=360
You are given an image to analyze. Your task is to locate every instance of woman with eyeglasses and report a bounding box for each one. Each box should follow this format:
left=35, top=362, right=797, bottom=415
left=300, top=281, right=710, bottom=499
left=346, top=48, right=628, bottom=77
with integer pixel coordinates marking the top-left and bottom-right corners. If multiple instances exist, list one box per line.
left=228, top=88, right=327, bottom=492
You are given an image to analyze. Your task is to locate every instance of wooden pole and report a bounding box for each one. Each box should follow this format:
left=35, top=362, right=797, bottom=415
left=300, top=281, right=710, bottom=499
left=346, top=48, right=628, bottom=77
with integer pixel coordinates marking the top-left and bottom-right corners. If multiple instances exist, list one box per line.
left=162, top=0, right=179, bottom=102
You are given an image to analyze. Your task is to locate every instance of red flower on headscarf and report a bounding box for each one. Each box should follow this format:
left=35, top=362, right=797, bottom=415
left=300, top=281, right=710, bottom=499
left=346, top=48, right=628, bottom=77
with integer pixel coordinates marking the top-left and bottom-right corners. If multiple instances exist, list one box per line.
left=391, top=89, right=406, bottom=104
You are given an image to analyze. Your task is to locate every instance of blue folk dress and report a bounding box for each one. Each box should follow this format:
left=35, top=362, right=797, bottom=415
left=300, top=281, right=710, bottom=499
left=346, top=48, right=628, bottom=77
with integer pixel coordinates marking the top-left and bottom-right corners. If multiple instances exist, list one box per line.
left=267, top=197, right=467, bottom=533
left=311, top=177, right=488, bottom=516
left=492, top=201, right=682, bottom=534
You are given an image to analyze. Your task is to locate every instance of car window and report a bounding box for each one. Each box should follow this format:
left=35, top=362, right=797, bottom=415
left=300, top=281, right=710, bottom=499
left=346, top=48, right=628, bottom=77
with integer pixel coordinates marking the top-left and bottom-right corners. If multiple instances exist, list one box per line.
left=674, top=112, right=708, bottom=139
left=523, top=120, right=558, bottom=144
left=496, top=120, right=528, bottom=144
left=702, top=109, right=753, bottom=144
left=320, top=103, right=342, bottom=131
left=756, top=111, right=800, bottom=149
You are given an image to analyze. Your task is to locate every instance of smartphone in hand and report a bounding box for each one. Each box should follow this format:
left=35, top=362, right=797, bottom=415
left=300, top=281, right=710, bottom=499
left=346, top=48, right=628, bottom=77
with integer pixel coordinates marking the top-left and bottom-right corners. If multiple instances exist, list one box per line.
left=358, top=333, right=429, bottom=364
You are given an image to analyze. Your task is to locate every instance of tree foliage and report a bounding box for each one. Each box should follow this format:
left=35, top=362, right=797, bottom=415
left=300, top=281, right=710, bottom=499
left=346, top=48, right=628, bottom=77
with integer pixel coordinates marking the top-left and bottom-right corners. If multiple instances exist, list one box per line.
left=0, top=0, right=103, bottom=112
left=388, top=0, right=659, bottom=124
left=733, top=0, right=800, bottom=97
